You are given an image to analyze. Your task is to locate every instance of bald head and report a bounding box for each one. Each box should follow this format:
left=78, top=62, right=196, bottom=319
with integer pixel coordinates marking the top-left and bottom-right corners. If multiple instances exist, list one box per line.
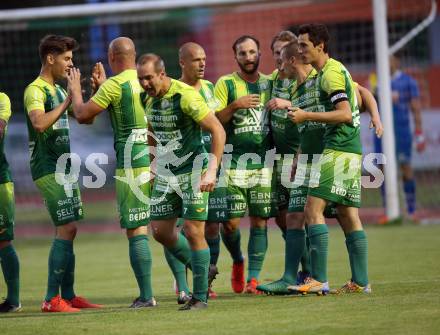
left=179, top=42, right=204, bottom=61
left=178, top=42, right=206, bottom=84
left=109, top=37, right=136, bottom=60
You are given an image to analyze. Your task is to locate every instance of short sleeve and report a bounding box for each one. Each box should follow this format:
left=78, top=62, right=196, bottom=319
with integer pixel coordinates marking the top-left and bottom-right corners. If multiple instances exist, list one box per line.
left=24, top=85, right=46, bottom=113
left=321, top=67, right=346, bottom=95
left=91, top=78, right=121, bottom=109
left=181, top=88, right=211, bottom=123
left=214, top=77, right=229, bottom=112
left=321, top=65, right=349, bottom=106
left=0, top=93, right=11, bottom=122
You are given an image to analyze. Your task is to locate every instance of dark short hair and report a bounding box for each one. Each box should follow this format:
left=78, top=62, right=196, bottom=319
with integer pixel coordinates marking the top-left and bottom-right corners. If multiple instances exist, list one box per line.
left=39, top=35, right=79, bottom=63
left=232, top=35, right=260, bottom=53
left=270, top=30, right=297, bottom=52
left=137, top=53, right=165, bottom=73
left=281, top=40, right=300, bottom=60
left=298, top=23, right=330, bottom=53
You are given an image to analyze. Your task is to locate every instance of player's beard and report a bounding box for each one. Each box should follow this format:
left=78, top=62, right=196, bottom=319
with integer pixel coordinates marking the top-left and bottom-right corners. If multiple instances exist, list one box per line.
left=238, top=57, right=259, bottom=75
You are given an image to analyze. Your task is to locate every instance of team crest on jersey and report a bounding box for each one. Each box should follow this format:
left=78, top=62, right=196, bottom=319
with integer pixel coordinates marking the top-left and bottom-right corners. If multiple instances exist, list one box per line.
left=161, top=99, right=170, bottom=109
left=305, top=78, right=316, bottom=88
left=258, top=80, right=269, bottom=91
left=207, top=98, right=220, bottom=111
left=204, top=89, right=213, bottom=100
left=282, top=79, right=291, bottom=89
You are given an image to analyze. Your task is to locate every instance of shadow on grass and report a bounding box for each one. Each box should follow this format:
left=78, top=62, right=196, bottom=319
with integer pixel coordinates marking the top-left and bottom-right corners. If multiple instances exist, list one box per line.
left=0, top=292, right=265, bottom=319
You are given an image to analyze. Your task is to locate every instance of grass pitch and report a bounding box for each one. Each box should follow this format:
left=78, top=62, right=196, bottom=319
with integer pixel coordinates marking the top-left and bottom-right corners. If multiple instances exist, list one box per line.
left=1, top=224, right=440, bottom=335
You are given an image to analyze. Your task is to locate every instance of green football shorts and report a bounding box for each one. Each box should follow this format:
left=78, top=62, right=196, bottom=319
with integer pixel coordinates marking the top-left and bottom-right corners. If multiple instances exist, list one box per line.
left=115, top=167, right=151, bottom=229
left=308, top=149, right=361, bottom=208
left=150, top=170, right=209, bottom=221
left=207, top=174, right=228, bottom=222
left=287, top=163, right=337, bottom=218
left=224, top=168, right=277, bottom=219
left=0, top=182, right=15, bottom=241
left=35, top=173, right=84, bottom=226
left=274, top=157, right=296, bottom=211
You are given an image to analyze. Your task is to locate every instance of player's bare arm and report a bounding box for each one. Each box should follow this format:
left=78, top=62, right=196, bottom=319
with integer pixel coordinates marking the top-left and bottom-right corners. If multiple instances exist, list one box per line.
left=67, top=67, right=103, bottom=124
left=357, top=84, right=383, bottom=138
left=287, top=100, right=352, bottom=124
left=147, top=124, right=157, bottom=179
left=0, top=118, right=6, bottom=139
left=198, top=112, right=226, bottom=192
left=28, top=95, right=72, bottom=133
left=410, top=97, right=425, bottom=152
left=266, top=97, right=292, bottom=111
left=411, top=97, right=423, bottom=133
left=216, top=94, right=260, bottom=124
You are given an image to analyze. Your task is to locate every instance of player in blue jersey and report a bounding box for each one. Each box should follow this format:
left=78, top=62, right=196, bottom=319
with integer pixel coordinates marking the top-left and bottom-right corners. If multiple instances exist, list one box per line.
left=372, top=53, right=425, bottom=222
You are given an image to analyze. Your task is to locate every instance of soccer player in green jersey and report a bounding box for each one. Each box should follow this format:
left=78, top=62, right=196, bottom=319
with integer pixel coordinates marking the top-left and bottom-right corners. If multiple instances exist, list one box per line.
left=215, top=35, right=277, bottom=294
left=163, top=42, right=223, bottom=303
left=67, top=37, right=156, bottom=308
left=137, top=53, right=225, bottom=310
left=288, top=23, right=373, bottom=294
left=267, top=31, right=300, bottom=235
left=266, top=31, right=313, bottom=285
left=258, top=39, right=382, bottom=295
left=0, top=92, right=20, bottom=313
left=24, top=35, right=101, bottom=312
left=258, top=39, right=318, bottom=295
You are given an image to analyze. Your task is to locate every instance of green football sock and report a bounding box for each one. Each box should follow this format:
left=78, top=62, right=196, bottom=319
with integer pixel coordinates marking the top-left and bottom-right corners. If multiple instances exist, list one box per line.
left=308, top=224, right=328, bottom=283
left=0, top=244, right=20, bottom=306
left=221, top=228, right=243, bottom=263
left=164, top=247, right=189, bottom=294
left=60, top=251, right=75, bottom=301
left=167, top=233, right=191, bottom=267
left=129, top=235, right=153, bottom=301
left=206, top=236, right=220, bottom=265
left=282, top=229, right=305, bottom=284
left=346, top=230, right=369, bottom=287
left=191, top=248, right=210, bottom=303
left=247, top=227, right=268, bottom=281
left=45, top=239, right=72, bottom=301
left=300, top=233, right=312, bottom=274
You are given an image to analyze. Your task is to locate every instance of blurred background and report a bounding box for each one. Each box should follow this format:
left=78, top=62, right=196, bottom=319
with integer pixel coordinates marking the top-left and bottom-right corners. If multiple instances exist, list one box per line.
left=0, top=0, right=439, bottom=229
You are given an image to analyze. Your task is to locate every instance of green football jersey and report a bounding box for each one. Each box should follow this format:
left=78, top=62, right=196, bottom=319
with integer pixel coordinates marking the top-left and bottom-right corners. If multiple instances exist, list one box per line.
left=91, top=69, right=149, bottom=169
left=142, top=79, right=210, bottom=174
left=317, top=58, right=361, bottom=154
left=270, top=70, right=300, bottom=155
left=0, top=92, right=12, bottom=184
left=292, top=68, right=326, bottom=161
left=24, top=77, right=71, bottom=180
left=198, top=79, right=219, bottom=153
left=214, top=72, right=272, bottom=169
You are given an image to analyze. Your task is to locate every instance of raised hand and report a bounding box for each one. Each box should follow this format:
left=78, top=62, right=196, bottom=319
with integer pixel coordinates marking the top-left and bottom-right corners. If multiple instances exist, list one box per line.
left=91, top=62, right=107, bottom=93
left=67, top=67, right=82, bottom=96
